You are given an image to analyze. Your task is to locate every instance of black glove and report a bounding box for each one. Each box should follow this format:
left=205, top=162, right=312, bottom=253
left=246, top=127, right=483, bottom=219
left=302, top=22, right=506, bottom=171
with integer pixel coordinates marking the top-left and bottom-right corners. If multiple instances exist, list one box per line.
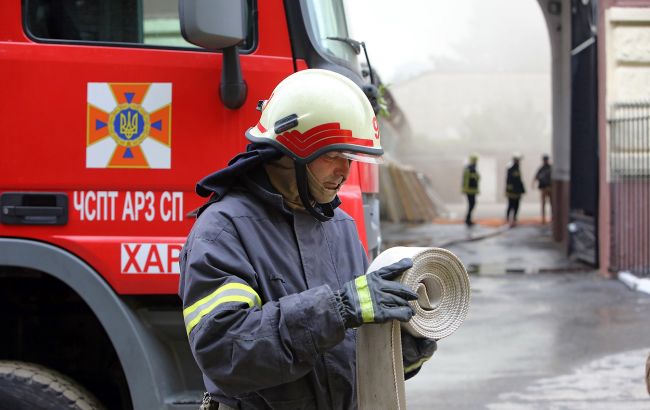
left=402, top=332, right=437, bottom=380
left=335, top=258, right=417, bottom=329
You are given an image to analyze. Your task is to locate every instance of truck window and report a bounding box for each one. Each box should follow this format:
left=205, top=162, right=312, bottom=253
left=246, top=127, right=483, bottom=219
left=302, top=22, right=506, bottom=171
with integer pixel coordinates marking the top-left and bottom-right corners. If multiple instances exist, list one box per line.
left=303, top=0, right=360, bottom=70
left=24, top=0, right=256, bottom=51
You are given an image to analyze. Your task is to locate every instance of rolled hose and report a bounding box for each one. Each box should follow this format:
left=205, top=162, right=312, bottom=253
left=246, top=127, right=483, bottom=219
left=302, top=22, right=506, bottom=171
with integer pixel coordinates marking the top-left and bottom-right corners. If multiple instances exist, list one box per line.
left=395, top=247, right=470, bottom=340
left=357, top=247, right=471, bottom=409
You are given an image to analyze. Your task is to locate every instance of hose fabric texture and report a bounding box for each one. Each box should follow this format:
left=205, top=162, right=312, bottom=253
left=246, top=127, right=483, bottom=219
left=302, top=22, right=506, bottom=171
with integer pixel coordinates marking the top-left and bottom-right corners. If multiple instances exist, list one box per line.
left=356, top=247, right=471, bottom=410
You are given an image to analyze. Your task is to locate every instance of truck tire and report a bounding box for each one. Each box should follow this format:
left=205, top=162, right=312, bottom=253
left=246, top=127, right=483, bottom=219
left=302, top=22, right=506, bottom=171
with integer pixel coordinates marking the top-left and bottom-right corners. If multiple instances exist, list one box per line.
left=0, top=361, right=104, bottom=410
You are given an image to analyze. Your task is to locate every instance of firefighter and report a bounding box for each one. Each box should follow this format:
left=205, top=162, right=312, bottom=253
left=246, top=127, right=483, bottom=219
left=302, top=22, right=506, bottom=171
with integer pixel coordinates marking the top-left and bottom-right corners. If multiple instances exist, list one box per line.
left=505, top=153, right=525, bottom=227
left=533, top=154, right=552, bottom=224
left=179, top=69, right=437, bottom=410
left=461, top=154, right=480, bottom=226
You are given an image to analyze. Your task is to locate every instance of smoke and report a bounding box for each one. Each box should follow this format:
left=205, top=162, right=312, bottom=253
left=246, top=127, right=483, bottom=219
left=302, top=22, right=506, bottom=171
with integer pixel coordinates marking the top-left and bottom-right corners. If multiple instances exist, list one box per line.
left=345, top=0, right=550, bottom=82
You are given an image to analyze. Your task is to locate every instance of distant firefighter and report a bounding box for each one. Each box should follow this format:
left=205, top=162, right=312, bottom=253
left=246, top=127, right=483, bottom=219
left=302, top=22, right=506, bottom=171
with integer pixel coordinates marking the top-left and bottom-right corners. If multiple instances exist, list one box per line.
left=533, top=154, right=552, bottom=224
left=505, top=153, right=525, bottom=227
left=462, top=154, right=480, bottom=226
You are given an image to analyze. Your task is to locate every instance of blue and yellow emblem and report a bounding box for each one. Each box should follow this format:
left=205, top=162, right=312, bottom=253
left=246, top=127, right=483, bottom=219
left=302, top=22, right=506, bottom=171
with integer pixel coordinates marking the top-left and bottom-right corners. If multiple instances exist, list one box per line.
left=86, top=83, right=172, bottom=168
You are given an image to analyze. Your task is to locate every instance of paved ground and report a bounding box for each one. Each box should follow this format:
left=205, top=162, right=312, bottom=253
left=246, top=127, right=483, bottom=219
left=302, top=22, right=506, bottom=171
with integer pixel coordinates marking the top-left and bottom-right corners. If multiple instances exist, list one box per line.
left=443, top=202, right=542, bottom=223
left=381, top=222, right=650, bottom=409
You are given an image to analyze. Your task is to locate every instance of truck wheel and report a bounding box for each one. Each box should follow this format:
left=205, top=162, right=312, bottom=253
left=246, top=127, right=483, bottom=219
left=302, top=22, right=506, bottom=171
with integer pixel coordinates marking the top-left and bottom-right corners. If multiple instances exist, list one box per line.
left=0, top=361, right=104, bottom=410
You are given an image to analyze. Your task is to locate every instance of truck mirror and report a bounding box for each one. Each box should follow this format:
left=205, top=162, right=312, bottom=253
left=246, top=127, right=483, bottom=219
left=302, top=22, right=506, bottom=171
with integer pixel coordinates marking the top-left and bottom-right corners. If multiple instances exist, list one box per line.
left=179, top=0, right=249, bottom=109
left=179, top=0, right=247, bottom=50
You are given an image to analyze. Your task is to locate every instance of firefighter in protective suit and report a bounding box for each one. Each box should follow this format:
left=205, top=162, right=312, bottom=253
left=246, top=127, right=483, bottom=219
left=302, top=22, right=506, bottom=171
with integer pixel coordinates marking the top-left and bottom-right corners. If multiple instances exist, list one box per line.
left=462, top=154, right=480, bottom=226
left=179, top=69, right=437, bottom=410
left=505, top=153, right=526, bottom=226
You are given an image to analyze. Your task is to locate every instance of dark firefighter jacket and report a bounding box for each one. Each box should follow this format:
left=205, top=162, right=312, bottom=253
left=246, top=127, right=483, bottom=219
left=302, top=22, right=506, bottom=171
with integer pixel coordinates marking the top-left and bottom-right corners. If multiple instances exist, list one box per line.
left=179, top=146, right=368, bottom=410
left=535, top=164, right=551, bottom=189
left=506, top=163, right=526, bottom=199
left=462, top=164, right=480, bottom=195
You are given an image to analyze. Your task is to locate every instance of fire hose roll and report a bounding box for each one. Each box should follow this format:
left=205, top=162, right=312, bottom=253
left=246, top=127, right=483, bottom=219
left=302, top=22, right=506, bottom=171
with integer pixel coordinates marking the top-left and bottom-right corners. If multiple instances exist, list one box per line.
left=356, top=247, right=471, bottom=410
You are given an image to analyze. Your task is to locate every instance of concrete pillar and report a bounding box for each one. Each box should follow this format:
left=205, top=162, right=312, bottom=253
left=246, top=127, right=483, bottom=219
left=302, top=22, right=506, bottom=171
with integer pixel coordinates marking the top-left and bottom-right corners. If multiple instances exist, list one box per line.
left=537, top=0, right=572, bottom=244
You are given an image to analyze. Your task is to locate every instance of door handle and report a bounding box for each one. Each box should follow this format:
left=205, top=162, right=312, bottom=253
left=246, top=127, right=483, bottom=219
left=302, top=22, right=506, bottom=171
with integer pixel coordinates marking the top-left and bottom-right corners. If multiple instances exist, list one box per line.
left=0, top=193, right=68, bottom=225
left=3, top=206, right=64, bottom=217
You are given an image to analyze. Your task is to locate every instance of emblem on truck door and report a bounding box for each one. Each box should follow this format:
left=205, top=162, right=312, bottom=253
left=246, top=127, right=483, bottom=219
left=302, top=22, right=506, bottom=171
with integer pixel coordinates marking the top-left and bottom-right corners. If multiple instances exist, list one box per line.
left=86, top=83, right=172, bottom=169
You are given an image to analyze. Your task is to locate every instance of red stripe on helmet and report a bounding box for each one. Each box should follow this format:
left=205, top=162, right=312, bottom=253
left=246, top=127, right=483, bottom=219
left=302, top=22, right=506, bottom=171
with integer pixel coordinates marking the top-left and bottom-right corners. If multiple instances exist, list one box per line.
left=256, top=122, right=267, bottom=133
left=276, top=122, right=373, bottom=157
left=292, top=123, right=351, bottom=142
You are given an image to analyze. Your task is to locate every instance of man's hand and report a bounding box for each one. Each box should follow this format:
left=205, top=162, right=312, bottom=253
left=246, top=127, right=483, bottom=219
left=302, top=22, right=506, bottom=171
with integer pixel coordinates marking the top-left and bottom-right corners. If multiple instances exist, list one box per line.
left=402, top=332, right=437, bottom=379
left=335, top=258, right=417, bottom=329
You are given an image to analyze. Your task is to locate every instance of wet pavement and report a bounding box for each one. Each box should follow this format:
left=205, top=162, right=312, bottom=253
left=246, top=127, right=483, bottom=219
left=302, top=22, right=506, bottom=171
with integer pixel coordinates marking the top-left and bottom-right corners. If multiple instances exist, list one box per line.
left=381, top=222, right=650, bottom=409
left=382, top=222, right=586, bottom=274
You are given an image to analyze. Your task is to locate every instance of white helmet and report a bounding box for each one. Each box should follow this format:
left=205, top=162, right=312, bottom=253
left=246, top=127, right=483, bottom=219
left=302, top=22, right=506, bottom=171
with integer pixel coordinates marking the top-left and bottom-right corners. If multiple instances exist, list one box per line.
left=246, top=69, right=383, bottom=164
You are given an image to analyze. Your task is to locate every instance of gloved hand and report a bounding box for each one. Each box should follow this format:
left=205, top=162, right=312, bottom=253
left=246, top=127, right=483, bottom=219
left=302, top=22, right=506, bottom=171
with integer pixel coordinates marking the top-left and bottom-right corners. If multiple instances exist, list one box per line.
left=402, top=331, right=437, bottom=380
left=335, top=258, right=417, bottom=329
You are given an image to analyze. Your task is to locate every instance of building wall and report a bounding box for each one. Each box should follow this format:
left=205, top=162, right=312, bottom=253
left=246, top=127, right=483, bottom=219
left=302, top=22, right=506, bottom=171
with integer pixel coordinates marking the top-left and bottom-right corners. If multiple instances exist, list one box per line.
left=601, top=3, right=650, bottom=275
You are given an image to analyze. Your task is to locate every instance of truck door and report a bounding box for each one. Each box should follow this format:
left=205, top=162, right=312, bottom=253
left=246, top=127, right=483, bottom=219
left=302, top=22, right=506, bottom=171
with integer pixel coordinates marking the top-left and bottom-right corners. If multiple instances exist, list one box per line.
left=3, top=0, right=294, bottom=294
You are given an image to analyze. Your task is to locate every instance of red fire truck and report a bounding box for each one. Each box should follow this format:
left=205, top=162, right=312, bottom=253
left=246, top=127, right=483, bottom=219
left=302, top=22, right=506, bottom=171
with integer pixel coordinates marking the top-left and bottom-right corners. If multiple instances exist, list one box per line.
left=0, top=1, right=380, bottom=408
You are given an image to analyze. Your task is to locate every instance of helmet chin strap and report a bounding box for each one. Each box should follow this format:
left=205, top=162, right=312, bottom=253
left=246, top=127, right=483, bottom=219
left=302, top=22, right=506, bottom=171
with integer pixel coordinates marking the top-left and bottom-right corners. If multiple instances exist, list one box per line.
left=295, top=163, right=334, bottom=222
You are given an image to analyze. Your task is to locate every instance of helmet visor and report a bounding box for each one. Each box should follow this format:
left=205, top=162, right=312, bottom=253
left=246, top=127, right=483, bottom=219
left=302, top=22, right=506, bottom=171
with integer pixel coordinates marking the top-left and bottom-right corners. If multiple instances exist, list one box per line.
left=334, top=151, right=384, bottom=164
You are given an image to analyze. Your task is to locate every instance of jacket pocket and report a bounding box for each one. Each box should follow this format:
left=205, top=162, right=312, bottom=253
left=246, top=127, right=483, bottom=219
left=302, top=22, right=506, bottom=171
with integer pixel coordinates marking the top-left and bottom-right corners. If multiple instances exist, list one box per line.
left=263, top=396, right=315, bottom=410
left=258, top=378, right=316, bottom=410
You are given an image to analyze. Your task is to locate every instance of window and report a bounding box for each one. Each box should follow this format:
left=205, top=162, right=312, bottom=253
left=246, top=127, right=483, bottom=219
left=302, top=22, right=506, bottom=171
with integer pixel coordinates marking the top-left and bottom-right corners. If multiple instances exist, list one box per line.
left=303, top=0, right=360, bottom=70
left=24, top=0, right=257, bottom=51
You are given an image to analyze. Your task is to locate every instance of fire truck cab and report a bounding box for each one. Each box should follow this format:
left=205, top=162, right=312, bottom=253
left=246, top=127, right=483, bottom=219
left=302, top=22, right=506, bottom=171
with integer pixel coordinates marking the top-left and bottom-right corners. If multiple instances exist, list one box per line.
left=0, top=1, right=380, bottom=408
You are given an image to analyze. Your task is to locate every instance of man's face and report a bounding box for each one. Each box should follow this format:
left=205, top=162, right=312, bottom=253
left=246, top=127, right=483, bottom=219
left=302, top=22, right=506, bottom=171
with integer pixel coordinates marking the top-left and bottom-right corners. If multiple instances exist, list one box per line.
left=307, top=152, right=351, bottom=191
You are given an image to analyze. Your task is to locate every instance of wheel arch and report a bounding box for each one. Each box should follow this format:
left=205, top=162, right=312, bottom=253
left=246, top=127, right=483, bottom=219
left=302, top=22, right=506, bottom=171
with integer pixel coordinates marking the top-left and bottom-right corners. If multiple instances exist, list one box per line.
left=0, top=238, right=201, bottom=409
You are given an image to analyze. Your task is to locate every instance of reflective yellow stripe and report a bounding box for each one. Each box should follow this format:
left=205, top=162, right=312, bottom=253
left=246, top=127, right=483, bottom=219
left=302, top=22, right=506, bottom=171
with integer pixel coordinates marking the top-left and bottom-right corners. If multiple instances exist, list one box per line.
left=183, top=282, right=261, bottom=317
left=404, top=355, right=432, bottom=374
left=185, top=294, right=256, bottom=335
left=355, top=275, right=375, bottom=323
left=183, top=282, right=262, bottom=336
